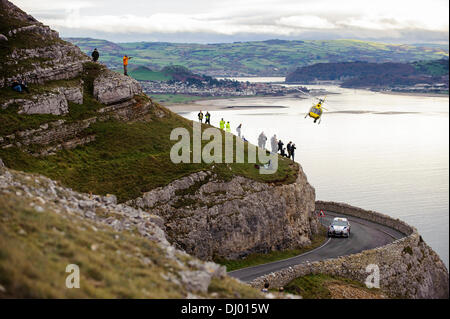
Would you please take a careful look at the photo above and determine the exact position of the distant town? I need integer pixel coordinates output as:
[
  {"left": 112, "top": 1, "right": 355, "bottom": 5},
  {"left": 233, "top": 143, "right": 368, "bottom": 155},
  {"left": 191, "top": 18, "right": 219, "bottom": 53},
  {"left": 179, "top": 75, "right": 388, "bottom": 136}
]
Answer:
[{"left": 139, "top": 79, "right": 309, "bottom": 97}]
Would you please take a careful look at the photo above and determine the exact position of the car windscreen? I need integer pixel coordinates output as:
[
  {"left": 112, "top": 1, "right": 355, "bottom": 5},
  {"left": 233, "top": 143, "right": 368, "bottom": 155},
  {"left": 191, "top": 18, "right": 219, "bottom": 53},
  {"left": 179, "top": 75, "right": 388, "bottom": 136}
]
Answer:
[{"left": 332, "top": 220, "right": 347, "bottom": 226}]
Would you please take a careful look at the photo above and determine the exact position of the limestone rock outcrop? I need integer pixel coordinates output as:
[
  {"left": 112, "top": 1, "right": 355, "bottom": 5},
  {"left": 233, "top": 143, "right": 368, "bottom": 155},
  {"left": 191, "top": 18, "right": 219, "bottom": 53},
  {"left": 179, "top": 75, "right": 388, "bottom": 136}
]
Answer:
[
  {"left": 17, "top": 91, "right": 69, "bottom": 115},
  {"left": 0, "top": 0, "right": 89, "bottom": 88},
  {"left": 93, "top": 69, "right": 142, "bottom": 105},
  {"left": 128, "top": 166, "right": 319, "bottom": 261}
]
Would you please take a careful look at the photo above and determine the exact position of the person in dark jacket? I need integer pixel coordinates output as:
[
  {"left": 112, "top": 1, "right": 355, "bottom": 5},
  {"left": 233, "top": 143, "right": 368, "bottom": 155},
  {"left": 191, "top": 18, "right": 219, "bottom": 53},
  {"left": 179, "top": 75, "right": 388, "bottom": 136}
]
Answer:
[
  {"left": 205, "top": 111, "right": 211, "bottom": 124},
  {"left": 290, "top": 143, "right": 297, "bottom": 161},
  {"left": 277, "top": 139, "right": 284, "bottom": 153},
  {"left": 286, "top": 141, "right": 292, "bottom": 158},
  {"left": 91, "top": 48, "right": 99, "bottom": 62}
]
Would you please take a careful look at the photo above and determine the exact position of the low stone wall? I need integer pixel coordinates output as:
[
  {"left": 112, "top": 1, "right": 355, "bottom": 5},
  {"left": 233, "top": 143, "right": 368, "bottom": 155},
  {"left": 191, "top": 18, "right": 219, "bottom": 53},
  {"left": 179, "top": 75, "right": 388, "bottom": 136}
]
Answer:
[
  {"left": 316, "top": 201, "right": 414, "bottom": 236},
  {"left": 250, "top": 201, "right": 449, "bottom": 299}
]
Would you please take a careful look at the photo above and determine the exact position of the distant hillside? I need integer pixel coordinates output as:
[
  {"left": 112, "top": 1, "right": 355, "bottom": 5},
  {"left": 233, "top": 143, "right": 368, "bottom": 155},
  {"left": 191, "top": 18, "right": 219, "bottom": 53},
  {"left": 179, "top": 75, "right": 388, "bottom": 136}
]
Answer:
[
  {"left": 128, "top": 66, "right": 173, "bottom": 81},
  {"left": 285, "top": 59, "right": 449, "bottom": 91},
  {"left": 65, "top": 38, "right": 449, "bottom": 76}
]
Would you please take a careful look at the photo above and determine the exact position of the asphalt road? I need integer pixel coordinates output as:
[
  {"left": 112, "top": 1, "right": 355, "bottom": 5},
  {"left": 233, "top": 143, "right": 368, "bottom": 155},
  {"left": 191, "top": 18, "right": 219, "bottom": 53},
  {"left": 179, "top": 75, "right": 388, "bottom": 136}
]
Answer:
[{"left": 228, "top": 210, "right": 406, "bottom": 283}]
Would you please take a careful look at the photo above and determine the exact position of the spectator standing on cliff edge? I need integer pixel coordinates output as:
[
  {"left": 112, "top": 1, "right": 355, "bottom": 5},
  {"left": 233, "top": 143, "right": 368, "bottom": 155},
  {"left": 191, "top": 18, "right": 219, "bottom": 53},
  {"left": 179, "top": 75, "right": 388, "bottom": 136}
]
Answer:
[
  {"left": 226, "top": 121, "right": 231, "bottom": 132},
  {"left": 271, "top": 134, "right": 278, "bottom": 153},
  {"left": 91, "top": 48, "right": 99, "bottom": 62},
  {"left": 258, "top": 132, "right": 267, "bottom": 149},
  {"left": 236, "top": 123, "right": 242, "bottom": 137},
  {"left": 287, "top": 141, "right": 292, "bottom": 158},
  {"left": 278, "top": 139, "right": 284, "bottom": 153},
  {"left": 290, "top": 143, "right": 297, "bottom": 161},
  {"left": 198, "top": 110, "right": 204, "bottom": 123},
  {"left": 123, "top": 55, "right": 132, "bottom": 76},
  {"left": 205, "top": 111, "right": 211, "bottom": 124}
]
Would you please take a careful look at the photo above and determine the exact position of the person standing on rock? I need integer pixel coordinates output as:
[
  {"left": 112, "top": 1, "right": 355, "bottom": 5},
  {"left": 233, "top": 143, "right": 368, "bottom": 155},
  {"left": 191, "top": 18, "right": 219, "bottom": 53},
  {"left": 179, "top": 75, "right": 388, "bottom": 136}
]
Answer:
[
  {"left": 205, "top": 111, "right": 211, "bottom": 124},
  {"left": 219, "top": 118, "right": 225, "bottom": 130},
  {"left": 198, "top": 110, "right": 204, "bottom": 123},
  {"left": 91, "top": 48, "right": 99, "bottom": 62},
  {"left": 236, "top": 123, "right": 242, "bottom": 137},
  {"left": 123, "top": 55, "right": 132, "bottom": 76}
]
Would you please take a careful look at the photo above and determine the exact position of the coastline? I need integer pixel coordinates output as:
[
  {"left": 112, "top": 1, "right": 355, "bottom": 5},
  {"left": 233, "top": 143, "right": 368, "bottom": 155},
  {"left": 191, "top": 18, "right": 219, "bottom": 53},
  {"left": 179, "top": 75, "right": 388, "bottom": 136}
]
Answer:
[
  {"left": 162, "top": 85, "right": 448, "bottom": 113},
  {"left": 377, "top": 91, "right": 449, "bottom": 98}
]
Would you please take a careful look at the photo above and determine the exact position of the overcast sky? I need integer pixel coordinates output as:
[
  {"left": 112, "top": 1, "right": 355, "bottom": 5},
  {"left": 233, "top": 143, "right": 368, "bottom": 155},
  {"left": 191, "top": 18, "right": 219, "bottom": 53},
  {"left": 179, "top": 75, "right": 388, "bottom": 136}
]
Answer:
[{"left": 12, "top": 0, "right": 449, "bottom": 44}]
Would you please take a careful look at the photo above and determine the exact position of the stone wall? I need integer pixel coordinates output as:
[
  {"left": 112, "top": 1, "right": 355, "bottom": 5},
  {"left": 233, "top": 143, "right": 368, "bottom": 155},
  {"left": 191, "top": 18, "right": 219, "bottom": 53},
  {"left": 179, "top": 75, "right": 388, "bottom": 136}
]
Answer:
[
  {"left": 249, "top": 201, "right": 449, "bottom": 299},
  {"left": 128, "top": 165, "right": 319, "bottom": 261}
]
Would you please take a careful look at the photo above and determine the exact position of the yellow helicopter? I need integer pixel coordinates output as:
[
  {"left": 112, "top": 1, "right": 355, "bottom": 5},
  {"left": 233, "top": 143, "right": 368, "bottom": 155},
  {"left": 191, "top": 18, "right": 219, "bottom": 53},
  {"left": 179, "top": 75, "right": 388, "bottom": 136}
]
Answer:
[{"left": 305, "top": 97, "right": 327, "bottom": 124}]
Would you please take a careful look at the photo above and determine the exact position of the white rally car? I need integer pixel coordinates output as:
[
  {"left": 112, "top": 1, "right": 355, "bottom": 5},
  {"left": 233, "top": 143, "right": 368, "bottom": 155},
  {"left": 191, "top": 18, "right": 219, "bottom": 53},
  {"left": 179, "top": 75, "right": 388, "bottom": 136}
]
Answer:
[{"left": 328, "top": 217, "right": 351, "bottom": 238}]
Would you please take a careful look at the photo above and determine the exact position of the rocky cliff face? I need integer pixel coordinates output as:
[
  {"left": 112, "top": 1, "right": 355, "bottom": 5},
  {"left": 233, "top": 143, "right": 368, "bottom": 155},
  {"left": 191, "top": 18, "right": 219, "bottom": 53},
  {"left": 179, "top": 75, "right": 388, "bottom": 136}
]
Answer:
[
  {"left": 0, "top": 0, "right": 88, "bottom": 89},
  {"left": 128, "top": 166, "right": 319, "bottom": 261},
  {"left": 0, "top": 0, "right": 151, "bottom": 155}
]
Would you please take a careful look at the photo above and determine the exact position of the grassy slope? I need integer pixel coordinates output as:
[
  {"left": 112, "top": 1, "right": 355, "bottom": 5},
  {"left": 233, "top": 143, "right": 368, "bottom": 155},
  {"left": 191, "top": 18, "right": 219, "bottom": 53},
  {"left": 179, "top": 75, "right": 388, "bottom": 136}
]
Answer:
[
  {"left": 0, "top": 109, "right": 298, "bottom": 203},
  {"left": 215, "top": 226, "right": 327, "bottom": 271},
  {"left": 0, "top": 182, "right": 262, "bottom": 298},
  {"left": 284, "top": 274, "right": 386, "bottom": 299},
  {"left": 0, "top": 60, "right": 298, "bottom": 203},
  {"left": 65, "top": 38, "right": 449, "bottom": 76}
]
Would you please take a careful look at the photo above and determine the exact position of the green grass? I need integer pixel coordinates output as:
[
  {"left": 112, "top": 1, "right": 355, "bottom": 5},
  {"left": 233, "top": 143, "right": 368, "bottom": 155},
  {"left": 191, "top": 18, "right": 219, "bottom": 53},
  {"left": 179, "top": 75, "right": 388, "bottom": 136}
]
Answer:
[
  {"left": 0, "top": 184, "right": 263, "bottom": 298},
  {"left": 129, "top": 66, "right": 173, "bottom": 81},
  {"left": 0, "top": 101, "right": 298, "bottom": 202},
  {"left": 284, "top": 273, "right": 385, "bottom": 299},
  {"left": 215, "top": 226, "right": 327, "bottom": 271}
]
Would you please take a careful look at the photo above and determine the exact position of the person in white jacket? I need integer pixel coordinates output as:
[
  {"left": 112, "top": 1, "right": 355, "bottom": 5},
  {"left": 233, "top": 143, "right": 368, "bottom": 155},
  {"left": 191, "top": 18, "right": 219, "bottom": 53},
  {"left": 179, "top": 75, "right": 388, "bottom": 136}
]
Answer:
[
  {"left": 271, "top": 134, "right": 278, "bottom": 154},
  {"left": 258, "top": 132, "right": 267, "bottom": 149}
]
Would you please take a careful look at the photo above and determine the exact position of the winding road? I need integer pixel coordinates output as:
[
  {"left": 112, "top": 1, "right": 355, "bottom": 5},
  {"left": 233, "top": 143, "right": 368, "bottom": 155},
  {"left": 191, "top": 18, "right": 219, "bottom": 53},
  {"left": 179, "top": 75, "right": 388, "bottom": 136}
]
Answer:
[{"left": 228, "top": 211, "right": 406, "bottom": 283}]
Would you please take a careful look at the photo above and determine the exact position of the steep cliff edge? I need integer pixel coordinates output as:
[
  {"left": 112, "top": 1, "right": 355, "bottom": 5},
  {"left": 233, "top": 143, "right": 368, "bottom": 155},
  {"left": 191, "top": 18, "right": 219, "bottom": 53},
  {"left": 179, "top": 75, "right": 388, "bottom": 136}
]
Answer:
[{"left": 128, "top": 166, "right": 318, "bottom": 261}]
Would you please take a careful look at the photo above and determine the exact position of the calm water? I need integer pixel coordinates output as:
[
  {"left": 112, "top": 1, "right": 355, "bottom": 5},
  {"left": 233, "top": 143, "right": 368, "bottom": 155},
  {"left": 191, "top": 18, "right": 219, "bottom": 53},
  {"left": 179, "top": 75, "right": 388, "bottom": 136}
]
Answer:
[{"left": 178, "top": 80, "right": 449, "bottom": 268}]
